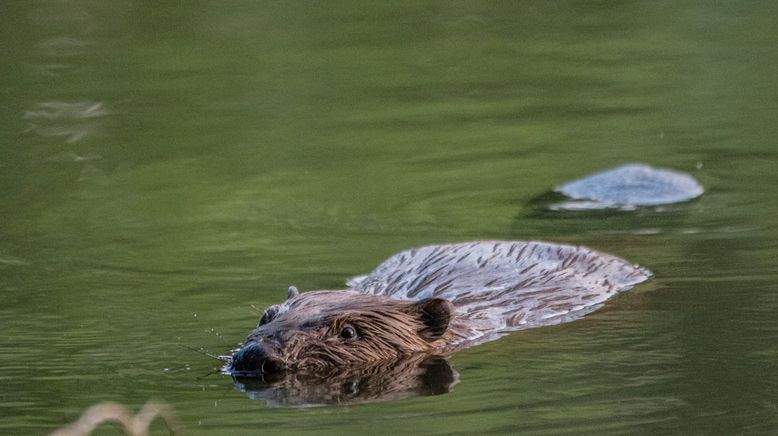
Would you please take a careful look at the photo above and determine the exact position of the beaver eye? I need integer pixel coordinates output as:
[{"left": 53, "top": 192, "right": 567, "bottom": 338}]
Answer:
[
  {"left": 340, "top": 325, "right": 357, "bottom": 340},
  {"left": 259, "top": 307, "right": 277, "bottom": 326}
]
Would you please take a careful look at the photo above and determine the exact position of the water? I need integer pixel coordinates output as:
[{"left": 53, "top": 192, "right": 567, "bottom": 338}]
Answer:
[{"left": 1, "top": 1, "right": 777, "bottom": 434}]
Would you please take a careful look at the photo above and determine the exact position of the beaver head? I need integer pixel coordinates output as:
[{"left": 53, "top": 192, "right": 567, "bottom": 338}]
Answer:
[{"left": 229, "top": 287, "right": 456, "bottom": 376}]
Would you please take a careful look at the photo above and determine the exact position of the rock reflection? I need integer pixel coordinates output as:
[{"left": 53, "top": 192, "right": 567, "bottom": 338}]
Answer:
[{"left": 230, "top": 356, "right": 458, "bottom": 407}]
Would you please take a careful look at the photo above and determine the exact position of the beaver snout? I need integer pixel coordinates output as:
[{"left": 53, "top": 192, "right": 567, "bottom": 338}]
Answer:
[{"left": 230, "top": 342, "right": 285, "bottom": 376}]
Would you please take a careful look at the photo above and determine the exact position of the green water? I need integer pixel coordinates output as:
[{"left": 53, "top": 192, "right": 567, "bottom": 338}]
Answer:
[{"left": 2, "top": 1, "right": 778, "bottom": 434}]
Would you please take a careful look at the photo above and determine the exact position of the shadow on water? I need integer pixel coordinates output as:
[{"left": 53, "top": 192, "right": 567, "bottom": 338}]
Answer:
[
  {"left": 230, "top": 356, "right": 458, "bottom": 407},
  {"left": 517, "top": 190, "right": 700, "bottom": 237}
]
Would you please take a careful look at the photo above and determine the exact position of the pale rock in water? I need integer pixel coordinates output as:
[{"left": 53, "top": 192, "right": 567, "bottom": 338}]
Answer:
[{"left": 553, "top": 163, "right": 704, "bottom": 210}]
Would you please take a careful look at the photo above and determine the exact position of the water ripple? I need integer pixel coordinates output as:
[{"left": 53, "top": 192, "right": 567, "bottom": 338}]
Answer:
[
  {"left": 24, "top": 101, "right": 107, "bottom": 120},
  {"left": 23, "top": 101, "right": 108, "bottom": 143}
]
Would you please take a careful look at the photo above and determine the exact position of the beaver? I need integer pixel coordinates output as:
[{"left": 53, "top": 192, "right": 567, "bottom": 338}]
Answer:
[{"left": 229, "top": 240, "right": 650, "bottom": 377}]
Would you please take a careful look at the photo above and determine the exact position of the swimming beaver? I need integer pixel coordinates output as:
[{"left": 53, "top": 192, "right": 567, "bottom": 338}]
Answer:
[{"left": 230, "top": 240, "right": 650, "bottom": 376}]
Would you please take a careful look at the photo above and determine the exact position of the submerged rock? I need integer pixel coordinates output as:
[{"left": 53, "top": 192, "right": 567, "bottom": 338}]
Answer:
[{"left": 554, "top": 163, "right": 703, "bottom": 210}]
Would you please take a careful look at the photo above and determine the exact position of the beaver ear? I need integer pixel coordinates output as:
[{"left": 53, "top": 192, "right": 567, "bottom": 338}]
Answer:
[
  {"left": 287, "top": 286, "right": 300, "bottom": 300},
  {"left": 410, "top": 298, "right": 454, "bottom": 341}
]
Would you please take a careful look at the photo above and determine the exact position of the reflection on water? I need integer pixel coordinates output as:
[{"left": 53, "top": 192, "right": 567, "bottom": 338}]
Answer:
[
  {"left": 24, "top": 101, "right": 107, "bottom": 120},
  {"left": 38, "top": 37, "right": 92, "bottom": 57},
  {"left": 232, "top": 356, "right": 458, "bottom": 407},
  {"left": 24, "top": 101, "right": 107, "bottom": 143}
]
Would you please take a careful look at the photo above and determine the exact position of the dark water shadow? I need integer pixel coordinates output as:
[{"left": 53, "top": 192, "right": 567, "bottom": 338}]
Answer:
[
  {"left": 517, "top": 190, "right": 700, "bottom": 237},
  {"left": 230, "top": 356, "right": 458, "bottom": 407}
]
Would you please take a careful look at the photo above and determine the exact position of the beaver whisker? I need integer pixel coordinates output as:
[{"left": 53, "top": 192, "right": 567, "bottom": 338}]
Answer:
[{"left": 180, "top": 344, "right": 230, "bottom": 362}]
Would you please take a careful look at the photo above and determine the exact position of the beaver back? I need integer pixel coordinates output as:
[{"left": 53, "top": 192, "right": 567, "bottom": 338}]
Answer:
[{"left": 348, "top": 241, "right": 651, "bottom": 346}]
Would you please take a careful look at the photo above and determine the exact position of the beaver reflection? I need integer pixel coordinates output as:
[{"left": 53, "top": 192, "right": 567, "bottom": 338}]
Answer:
[{"left": 230, "top": 356, "right": 457, "bottom": 407}]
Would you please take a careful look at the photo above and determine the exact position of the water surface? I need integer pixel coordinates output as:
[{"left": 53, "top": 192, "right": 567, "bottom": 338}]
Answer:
[{"left": 1, "top": 1, "right": 777, "bottom": 434}]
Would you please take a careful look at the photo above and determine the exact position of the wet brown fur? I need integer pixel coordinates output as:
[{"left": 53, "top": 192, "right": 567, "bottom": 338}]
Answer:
[{"left": 243, "top": 291, "right": 460, "bottom": 372}]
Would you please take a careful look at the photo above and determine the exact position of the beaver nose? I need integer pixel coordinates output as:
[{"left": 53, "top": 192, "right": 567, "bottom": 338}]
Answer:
[{"left": 230, "top": 342, "right": 285, "bottom": 375}]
